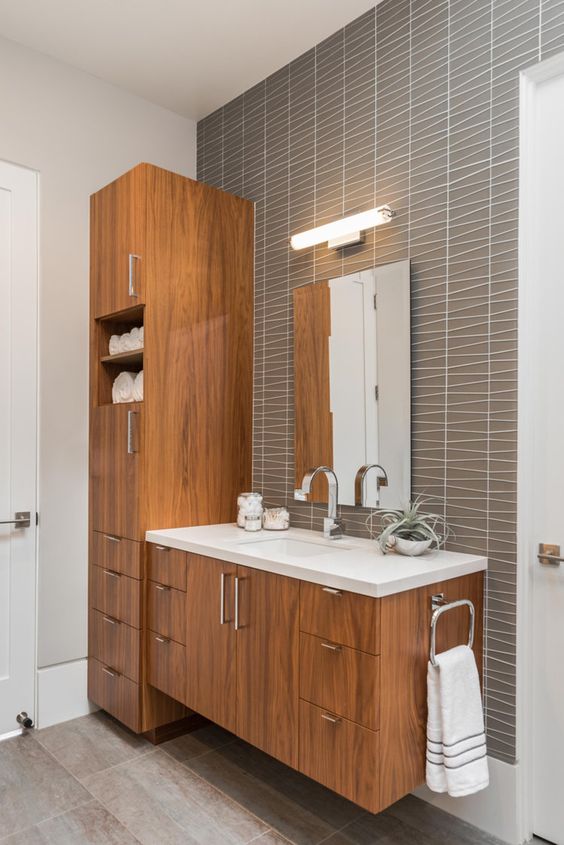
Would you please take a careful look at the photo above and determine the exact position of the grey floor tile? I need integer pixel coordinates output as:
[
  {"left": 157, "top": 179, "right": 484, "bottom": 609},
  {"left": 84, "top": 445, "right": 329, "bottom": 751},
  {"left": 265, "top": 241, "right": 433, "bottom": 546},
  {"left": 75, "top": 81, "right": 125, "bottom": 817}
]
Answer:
[
  {"left": 162, "top": 723, "right": 236, "bottom": 764},
  {"left": 0, "top": 732, "right": 91, "bottom": 839},
  {"left": 319, "top": 811, "right": 439, "bottom": 844},
  {"left": 386, "top": 795, "right": 504, "bottom": 845},
  {"left": 83, "top": 749, "right": 268, "bottom": 845},
  {"left": 1, "top": 799, "right": 139, "bottom": 843},
  {"left": 251, "top": 832, "right": 294, "bottom": 844},
  {"left": 35, "top": 711, "right": 151, "bottom": 780},
  {"left": 186, "top": 739, "right": 362, "bottom": 845}
]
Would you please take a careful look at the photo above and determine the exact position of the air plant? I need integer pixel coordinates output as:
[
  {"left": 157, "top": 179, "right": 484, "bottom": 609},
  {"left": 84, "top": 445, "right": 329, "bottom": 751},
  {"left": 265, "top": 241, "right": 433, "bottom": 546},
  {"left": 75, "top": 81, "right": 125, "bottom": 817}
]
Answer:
[{"left": 376, "top": 497, "right": 451, "bottom": 554}]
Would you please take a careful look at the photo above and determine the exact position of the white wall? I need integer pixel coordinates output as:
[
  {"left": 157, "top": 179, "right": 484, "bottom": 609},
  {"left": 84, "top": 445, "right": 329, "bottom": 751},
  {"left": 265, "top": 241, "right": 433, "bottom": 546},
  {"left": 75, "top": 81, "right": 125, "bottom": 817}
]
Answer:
[{"left": 0, "top": 36, "right": 196, "bottom": 682}]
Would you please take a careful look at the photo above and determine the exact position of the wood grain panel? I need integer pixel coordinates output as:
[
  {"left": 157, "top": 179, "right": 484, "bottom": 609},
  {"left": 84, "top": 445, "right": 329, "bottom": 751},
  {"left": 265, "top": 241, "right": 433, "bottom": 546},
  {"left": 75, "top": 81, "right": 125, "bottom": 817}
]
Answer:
[
  {"left": 293, "top": 282, "right": 332, "bottom": 503},
  {"left": 299, "top": 699, "right": 380, "bottom": 813},
  {"left": 186, "top": 555, "right": 237, "bottom": 733},
  {"left": 147, "top": 581, "right": 186, "bottom": 644},
  {"left": 147, "top": 631, "right": 188, "bottom": 705},
  {"left": 90, "top": 165, "right": 146, "bottom": 319},
  {"left": 88, "top": 658, "right": 141, "bottom": 733},
  {"left": 88, "top": 609, "right": 140, "bottom": 683},
  {"left": 236, "top": 566, "right": 299, "bottom": 769},
  {"left": 143, "top": 166, "right": 254, "bottom": 531},
  {"left": 91, "top": 531, "right": 143, "bottom": 579},
  {"left": 89, "top": 564, "right": 141, "bottom": 629},
  {"left": 90, "top": 403, "right": 143, "bottom": 541},
  {"left": 299, "top": 632, "right": 380, "bottom": 731},
  {"left": 299, "top": 581, "right": 380, "bottom": 655},
  {"left": 378, "top": 572, "right": 484, "bottom": 810},
  {"left": 147, "top": 544, "right": 187, "bottom": 590}
]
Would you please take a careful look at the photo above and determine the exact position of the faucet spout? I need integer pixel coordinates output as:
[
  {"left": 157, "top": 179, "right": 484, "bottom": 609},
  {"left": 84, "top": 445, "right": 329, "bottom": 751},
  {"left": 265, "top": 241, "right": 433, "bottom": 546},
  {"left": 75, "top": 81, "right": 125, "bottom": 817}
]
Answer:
[{"left": 297, "top": 466, "right": 343, "bottom": 539}]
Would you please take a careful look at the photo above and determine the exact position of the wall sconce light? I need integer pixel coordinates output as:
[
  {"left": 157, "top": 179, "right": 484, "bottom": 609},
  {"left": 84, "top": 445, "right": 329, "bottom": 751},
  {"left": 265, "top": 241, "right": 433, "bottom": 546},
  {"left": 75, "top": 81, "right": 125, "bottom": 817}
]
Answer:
[{"left": 289, "top": 205, "right": 395, "bottom": 251}]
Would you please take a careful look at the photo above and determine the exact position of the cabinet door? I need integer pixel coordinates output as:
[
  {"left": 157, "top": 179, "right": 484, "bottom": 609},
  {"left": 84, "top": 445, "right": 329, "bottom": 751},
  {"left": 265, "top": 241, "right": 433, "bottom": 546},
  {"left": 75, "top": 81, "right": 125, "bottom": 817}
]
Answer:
[
  {"left": 236, "top": 566, "right": 299, "bottom": 768},
  {"left": 90, "top": 166, "right": 146, "bottom": 318},
  {"left": 186, "top": 555, "right": 237, "bottom": 732},
  {"left": 90, "top": 404, "right": 143, "bottom": 540}
]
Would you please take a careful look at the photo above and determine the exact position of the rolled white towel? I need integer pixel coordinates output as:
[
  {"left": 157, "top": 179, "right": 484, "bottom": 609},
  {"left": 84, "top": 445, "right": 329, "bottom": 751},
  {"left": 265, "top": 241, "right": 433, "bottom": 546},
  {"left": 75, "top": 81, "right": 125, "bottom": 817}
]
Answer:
[
  {"left": 120, "top": 331, "right": 133, "bottom": 351},
  {"left": 132, "top": 370, "right": 143, "bottom": 402},
  {"left": 112, "top": 371, "right": 136, "bottom": 404},
  {"left": 129, "top": 327, "right": 143, "bottom": 350},
  {"left": 139, "top": 326, "right": 144, "bottom": 345},
  {"left": 109, "top": 335, "right": 122, "bottom": 356}
]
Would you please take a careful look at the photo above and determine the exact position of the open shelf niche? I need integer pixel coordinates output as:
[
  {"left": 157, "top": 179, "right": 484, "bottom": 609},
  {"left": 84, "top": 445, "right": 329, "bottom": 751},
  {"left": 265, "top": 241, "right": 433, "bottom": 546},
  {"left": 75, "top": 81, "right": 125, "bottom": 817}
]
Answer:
[{"left": 95, "top": 305, "right": 144, "bottom": 406}]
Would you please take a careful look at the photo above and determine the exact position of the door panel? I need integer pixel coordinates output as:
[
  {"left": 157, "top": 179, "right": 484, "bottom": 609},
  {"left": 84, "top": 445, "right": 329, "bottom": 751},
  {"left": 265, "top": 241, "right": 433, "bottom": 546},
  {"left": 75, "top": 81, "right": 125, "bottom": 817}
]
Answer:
[
  {"left": 236, "top": 566, "right": 299, "bottom": 768},
  {"left": 186, "top": 555, "right": 237, "bottom": 732},
  {"left": 0, "top": 161, "right": 38, "bottom": 735},
  {"left": 90, "top": 404, "right": 143, "bottom": 540}
]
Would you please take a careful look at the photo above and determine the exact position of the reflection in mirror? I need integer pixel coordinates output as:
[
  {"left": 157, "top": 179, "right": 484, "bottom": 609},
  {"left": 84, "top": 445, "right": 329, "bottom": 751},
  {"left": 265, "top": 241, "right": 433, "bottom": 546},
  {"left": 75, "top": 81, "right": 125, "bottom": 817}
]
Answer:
[{"left": 293, "top": 260, "right": 410, "bottom": 509}]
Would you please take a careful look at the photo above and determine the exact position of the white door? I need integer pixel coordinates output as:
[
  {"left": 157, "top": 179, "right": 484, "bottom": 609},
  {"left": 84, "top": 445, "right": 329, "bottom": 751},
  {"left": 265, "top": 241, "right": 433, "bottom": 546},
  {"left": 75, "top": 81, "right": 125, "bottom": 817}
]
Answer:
[
  {"left": 0, "top": 160, "right": 38, "bottom": 737},
  {"left": 523, "top": 61, "right": 564, "bottom": 845}
]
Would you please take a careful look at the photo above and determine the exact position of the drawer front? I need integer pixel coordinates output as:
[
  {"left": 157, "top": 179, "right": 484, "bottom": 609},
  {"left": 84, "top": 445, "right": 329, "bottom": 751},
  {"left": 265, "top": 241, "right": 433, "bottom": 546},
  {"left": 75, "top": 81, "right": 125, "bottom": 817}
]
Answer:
[
  {"left": 299, "top": 633, "right": 380, "bottom": 731},
  {"left": 88, "top": 609, "right": 140, "bottom": 683},
  {"left": 299, "top": 700, "right": 380, "bottom": 813},
  {"left": 91, "top": 531, "right": 143, "bottom": 580},
  {"left": 88, "top": 657, "right": 141, "bottom": 733},
  {"left": 147, "top": 631, "right": 187, "bottom": 705},
  {"left": 147, "top": 544, "right": 187, "bottom": 591},
  {"left": 90, "top": 565, "right": 141, "bottom": 628},
  {"left": 300, "top": 582, "right": 380, "bottom": 655},
  {"left": 147, "top": 581, "right": 186, "bottom": 644}
]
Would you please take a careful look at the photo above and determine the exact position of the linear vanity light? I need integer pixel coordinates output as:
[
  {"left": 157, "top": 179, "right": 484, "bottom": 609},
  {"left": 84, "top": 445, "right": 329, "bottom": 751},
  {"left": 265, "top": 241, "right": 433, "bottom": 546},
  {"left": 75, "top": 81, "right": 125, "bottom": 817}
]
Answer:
[{"left": 289, "top": 205, "right": 395, "bottom": 251}]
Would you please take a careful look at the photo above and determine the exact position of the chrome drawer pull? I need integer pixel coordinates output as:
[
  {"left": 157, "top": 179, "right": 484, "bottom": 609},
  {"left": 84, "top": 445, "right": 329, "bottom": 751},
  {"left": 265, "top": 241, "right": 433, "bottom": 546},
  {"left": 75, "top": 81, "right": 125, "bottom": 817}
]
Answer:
[
  {"left": 154, "top": 545, "right": 170, "bottom": 552},
  {"left": 155, "top": 635, "right": 170, "bottom": 644},
  {"left": 103, "top": 569, "right": 121, "bottom": 578},
  {"left": 321, "top": 713, "right": 341, "bottom": 724},
  {"left": 155, "top": 584, "right": 170, "bottom": 592},
  {"left": 220, "top": 572, "right": 226, "bottom": 625},
  {"left": 128, "top": 253, "right": 141, "bottom": 297},
  {"left": 104, "top": 534, "right": 121, "bottom": 543},
  {"left": 322, "top": 587, "right": 342, "bottom": 597},
  {"left": 321, "top": 642, "right": 342, "bottom": 652},
  {"left": 234, "top": 576, "right": 240, "bottom": 630},
  {"left": 102, "top": 666, "right": 120, "bottom": 678},
  {"left": 102, "top": 616, "right": 119, "bottom": 626}
]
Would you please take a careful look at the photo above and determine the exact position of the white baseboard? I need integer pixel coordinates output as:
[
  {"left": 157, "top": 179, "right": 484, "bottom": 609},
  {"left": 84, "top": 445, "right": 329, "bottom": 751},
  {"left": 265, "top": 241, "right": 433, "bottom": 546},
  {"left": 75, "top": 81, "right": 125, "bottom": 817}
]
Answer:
[
  {"left": 37, "top": 658, "right": 97, "bottom": 729},
  {"left": 414, "top": 757, "right": 524, "bottom": 845}
]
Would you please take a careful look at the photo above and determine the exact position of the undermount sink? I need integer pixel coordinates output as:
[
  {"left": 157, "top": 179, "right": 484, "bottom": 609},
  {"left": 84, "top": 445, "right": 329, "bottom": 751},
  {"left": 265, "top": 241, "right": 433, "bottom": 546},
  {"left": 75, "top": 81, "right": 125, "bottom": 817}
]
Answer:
[{"left": 234, "top": 537, "right": 353, "bottom": 557}]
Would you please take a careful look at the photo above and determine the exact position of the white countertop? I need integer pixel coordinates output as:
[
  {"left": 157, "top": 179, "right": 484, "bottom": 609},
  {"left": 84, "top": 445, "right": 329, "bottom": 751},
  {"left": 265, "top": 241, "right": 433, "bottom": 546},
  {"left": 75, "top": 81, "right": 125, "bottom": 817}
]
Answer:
[{"left": 146, "top": 523, "right": 487, "bottom": 598}]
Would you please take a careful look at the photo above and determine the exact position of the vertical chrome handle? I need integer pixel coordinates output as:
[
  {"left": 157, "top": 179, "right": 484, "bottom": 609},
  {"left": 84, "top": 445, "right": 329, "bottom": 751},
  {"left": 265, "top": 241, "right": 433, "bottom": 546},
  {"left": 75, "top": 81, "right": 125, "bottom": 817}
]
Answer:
[
  {"left": 234, "top": 576, "right": 240, "bottom": 630},
  {"left": 127, "top": 411, "right": 138, "bottom": 454},
  {"left": 220, "top": 572, "right": 226, "bottom": 625},
  {"left": 128, "top": 253, "right": 140, "bottom": 297}
]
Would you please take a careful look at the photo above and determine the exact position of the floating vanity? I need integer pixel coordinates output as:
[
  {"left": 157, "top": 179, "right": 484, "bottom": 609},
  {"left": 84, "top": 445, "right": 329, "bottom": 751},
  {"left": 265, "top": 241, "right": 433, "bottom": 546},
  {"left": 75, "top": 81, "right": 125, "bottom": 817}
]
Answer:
[{"left": 143, "top": 523, "right": 486, "bottom": 814}]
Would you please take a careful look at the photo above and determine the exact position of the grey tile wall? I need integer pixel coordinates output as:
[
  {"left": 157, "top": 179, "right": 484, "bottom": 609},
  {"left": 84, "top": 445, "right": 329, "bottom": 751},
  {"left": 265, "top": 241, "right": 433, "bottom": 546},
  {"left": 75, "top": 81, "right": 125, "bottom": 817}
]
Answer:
[{"left": 198, "top": 1, "right": 564, "bottom": 764}]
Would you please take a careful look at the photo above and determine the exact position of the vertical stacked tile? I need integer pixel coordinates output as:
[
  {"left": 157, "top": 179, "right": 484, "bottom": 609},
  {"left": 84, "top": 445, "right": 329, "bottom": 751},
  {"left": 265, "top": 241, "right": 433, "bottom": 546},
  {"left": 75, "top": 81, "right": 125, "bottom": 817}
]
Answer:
[
  {"left": 541, "top": 0, "right": 564, "bottom": 58},
  {"left": 200, "top": 108, "right": 223, "bottom": 189},
  {"left": 222, "top": 95, "right": 244, "bottom": 198}
]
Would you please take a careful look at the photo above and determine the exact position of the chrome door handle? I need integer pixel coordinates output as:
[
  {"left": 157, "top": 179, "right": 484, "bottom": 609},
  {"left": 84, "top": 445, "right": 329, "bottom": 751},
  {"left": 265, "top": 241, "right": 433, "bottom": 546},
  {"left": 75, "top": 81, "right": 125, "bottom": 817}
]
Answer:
[
  {"left": 128, "top": 253, "right": 141, "bottom": 297},
  {"left": 220, "top": 572, "right": 226, "bottom": 625},
  {"left": 538, "top": 543, "right": 564, "bottom": 565},
  {"left": 234, "top": 576, "right": 240, "bottom": 630},
  {"left": 127, "top": 411, "right": 138, "bottom": 454},
  {"left": 0, "top": 511, "right": 31, "bottom": 528}
]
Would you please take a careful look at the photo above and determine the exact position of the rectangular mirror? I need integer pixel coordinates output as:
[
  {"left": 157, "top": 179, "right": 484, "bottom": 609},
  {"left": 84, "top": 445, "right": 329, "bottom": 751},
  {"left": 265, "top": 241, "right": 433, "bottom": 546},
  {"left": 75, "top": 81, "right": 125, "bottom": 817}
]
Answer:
[{"left": 293, "top": 260, "right": 410, "bottom": 509}]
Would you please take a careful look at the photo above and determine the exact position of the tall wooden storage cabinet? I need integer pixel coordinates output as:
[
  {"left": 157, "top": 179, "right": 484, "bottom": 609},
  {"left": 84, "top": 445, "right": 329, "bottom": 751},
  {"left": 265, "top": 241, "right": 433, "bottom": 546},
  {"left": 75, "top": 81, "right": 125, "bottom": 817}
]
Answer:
[{"left": 88, "top": 163, "right": 254, "bottom": 735}]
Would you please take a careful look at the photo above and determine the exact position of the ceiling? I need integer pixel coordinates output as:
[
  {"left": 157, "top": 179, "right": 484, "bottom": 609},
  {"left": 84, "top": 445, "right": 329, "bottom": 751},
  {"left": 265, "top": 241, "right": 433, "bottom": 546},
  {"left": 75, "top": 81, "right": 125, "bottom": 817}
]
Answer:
[{"left": 0, "top": 0, "right": 378, "bottom": 120}]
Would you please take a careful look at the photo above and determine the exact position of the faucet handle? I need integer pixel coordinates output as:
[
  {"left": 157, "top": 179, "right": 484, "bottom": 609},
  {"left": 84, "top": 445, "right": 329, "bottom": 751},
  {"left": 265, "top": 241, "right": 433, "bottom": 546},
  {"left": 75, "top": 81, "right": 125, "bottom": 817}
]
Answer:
[{"left": 323, "top": 517, "right": 344, "bottom": 539}]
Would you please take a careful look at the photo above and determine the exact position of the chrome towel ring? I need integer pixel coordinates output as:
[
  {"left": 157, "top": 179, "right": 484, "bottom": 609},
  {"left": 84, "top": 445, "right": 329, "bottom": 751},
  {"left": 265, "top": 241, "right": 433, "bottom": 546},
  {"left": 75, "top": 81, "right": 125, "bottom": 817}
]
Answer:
[{"left": 429, "top": 598, "right": 475, "bottom": 667}]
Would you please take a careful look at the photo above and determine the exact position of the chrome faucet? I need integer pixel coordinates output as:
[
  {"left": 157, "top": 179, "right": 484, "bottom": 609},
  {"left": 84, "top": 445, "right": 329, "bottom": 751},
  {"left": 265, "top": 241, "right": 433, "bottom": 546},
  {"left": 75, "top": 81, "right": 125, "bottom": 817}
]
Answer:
[
  {"left": 297, "top": 466, "right": 344, "bottom": 539},
  {"left": 355, "top": 464, "right": 389, "bottom": 507}
]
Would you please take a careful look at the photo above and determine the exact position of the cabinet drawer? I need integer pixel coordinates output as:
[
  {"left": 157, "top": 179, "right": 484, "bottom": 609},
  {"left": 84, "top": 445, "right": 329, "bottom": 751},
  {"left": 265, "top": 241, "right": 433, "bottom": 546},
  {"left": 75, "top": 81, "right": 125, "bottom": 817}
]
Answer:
[
  {"left": 88, "top": 657, "right": 141, "bottom": 733},
  {"left": 147, "top": 581, "right": 186, "bottom": 644},
  {"left": 148, "top": 544, "right": 187, "bottom": 591},
  {"left": 300, "top": 582, "right": 380, "bottom": 655},
  {"left": 299, "top": 700, "right": 380, "bottom": 814},
  {"left": 88, "top": 609, "right": 140, "bottom": 683},
  {"left": 299, "top": 633, "right": 380, "bottom": 731},
  {"left": 90, "top": 565, "right": 141, "bottom": 628},
  {"left": 91, "top": 531, "right": 143, "bottom": 580},
  {"left": 147, "top": 631, "right": 187, "bottom": 705}
]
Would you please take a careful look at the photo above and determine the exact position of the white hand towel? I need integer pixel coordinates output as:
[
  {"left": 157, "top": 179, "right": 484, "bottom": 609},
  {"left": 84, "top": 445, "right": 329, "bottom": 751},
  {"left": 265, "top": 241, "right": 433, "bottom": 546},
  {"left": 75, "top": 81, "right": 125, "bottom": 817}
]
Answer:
[
  {"left": 426, "top": 645, "right": 489, "bottom": 797},
  {"left": 120, "top": 331, "right": 133, "bottom": 351},
  {"left": 139, "top": 326, "right": 144, "bottom": 345},
  {"left": 109, "top": 335, "right": 121, "bottom": 355},
  {"left": 132, "top": 370, "right": 143, "bottom": 402},
  {"left": 129, "top": 326, "right": 143, "bottom": 350},
  {"left": 112, "top": 371, "right": 136, "bottom": 404}
]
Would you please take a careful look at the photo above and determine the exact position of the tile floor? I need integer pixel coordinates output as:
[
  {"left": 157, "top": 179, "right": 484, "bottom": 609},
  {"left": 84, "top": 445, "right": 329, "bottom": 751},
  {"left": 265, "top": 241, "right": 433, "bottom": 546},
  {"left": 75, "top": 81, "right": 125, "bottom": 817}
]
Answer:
[{"left": 0, "top": 712, "right": 518, "bottom": 844}]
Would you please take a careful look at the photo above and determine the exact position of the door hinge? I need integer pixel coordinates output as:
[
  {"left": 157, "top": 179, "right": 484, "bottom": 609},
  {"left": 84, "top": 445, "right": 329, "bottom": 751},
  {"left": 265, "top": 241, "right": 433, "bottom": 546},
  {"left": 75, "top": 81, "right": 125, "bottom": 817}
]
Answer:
[
  {"left": 375, "top": 385, "right": 379, "bottom": 400},
  {"left": 36, "top": 512, "right": 39, "bottom": 526},
  {"left": 373, "top": 293, "right": 377, "bottom": 310}
]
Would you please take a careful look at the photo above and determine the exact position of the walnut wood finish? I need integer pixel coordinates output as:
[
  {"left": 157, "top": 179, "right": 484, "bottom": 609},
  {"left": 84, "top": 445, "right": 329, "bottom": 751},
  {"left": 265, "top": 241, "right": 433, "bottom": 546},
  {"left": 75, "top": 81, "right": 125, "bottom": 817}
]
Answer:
[
  {"left": 147, "top": 581, "right": 186, "bottom": 644},
  {"left": 293, "top": 282, "right": 332, "bottom": 503},
  {"left": 236, "top": 566, "right": 299, "bottom": 769},
  {"left": 378, "top": 572, "right": 484, "bottom": 810},
  {"left": 147, "top": 631, "right": 188, "bottom": 704},
  {"left": 90, "top": 167, "right": 146, "bottom": 318},
  {"left": 299, "top": 632, "right": 380, "bottom": 731},
  {"left": 88, "top": 658, "right": 141, "bottom": 733},
  {"left": 90, "top": 565, "right": 141, "bottom": 629},
  {"left": 91, "top": 531, "right": 143, "bottom": 579},
  {"left": 90, "top": 403, "right": 143, "bottom": 541},
  {"left": 147, "top": 544, "right": 187, "bottom": 591},
  {"left": 88, "top": 609, "right": 140, "bottom": 683},
  {"left": 299, "top": 700, "right": 380, "bottom": 813},
  {"left": 185, "top": 555, "right": 238, "bottom": 733},
  {"left": 299, "top": 581, "right": 380, "bottom": 655}
]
